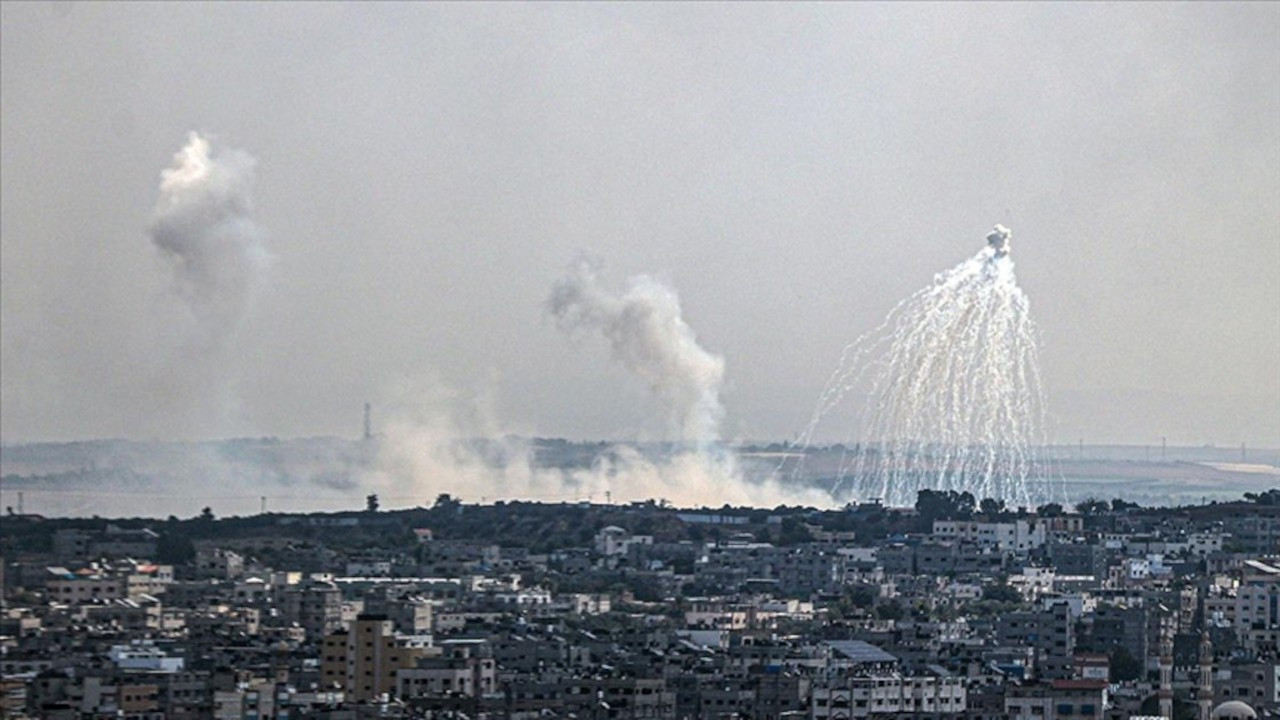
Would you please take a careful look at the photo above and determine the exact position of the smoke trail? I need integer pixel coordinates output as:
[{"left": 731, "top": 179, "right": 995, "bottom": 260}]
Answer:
[
  {"left": 547, "top": 258, "right": 725, "bottom": 450},
  {"left": 149, "top": 132, "right": 270, "bottom": 349}
]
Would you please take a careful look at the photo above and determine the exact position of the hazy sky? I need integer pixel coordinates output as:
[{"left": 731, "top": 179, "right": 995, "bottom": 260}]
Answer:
[{"left": 3, "top": 2, "right": 1278, "bottom": 448}]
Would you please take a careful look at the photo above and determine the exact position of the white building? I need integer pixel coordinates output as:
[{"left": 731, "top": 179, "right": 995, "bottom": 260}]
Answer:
[
  {"left": 812, "top": 675, "right": 966, "bottom": 719},
  {"left": 933, "top": 520, "right": 1047, "bottom": 552},
  {"left": 593, "top": 526, "right": 654, "bottom": 557},
  {"left": 109, "top": 642, "right": 184, "bottom": 672}
]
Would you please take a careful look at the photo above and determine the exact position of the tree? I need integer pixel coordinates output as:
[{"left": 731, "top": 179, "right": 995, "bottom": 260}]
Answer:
[
  {"left": 1036, "top": 502, "right": 1064, "bottom": 517},
  {"left": 916, "top": 490, "right": 976, "bottom": 524},
  {"left": 981, "top": 582, "right": 1023, "bottom": 604},
  {"left": 157, "top": 532, "right": 196, "bottom": 564},
  {"left": 1109, "top": 646, "right": 1142, "bottom": 682},
  {"left": 845, "top": 585, "right": 878, "bottom": 609},
  {"left": 1110, "top": 498, "right": 1140, "bottom": 512},
  {"left": 199, "top": 507, "right": 215, "bottom": 522},
  {"left": 875, "top": 599, "right": 905, "bottom": 621},
  {"left": 979, "top": 497, "right": 1006, "bottom": 516},
  {"left": 1245, "top": 490, "right": 1280, "bottom": 505},
  {"left": 366, "top": 494, "right": 380, "bottom": 513},
  {"left": 779, "top": 517, "right": 815, "bottom": 546},
  {"left": 433, "top": 493, "right": 461, "bottom": 512},
  {"left": 1074, "top": 497, "right": 1109, "bottom": 515}
]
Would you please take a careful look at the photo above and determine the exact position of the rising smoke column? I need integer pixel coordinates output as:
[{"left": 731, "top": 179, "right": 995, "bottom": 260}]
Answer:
[
  {"left": 787, "top": 225, "right": 1061, "bottom": 508},
  {"left": 145, "top": 132, "right": 270, "bottom": 434},
  {"left": 548, "top": 258, "right": 726, "bottom": 450},
  {"left": 365, "top": 259, "right": 833, "bottom": 511},
  {"left": 149, "top": 132, "right": 270, "bottom": 349}
]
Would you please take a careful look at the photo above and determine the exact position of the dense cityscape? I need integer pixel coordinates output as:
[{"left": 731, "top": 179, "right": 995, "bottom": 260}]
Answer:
[
  {"left": 3, "top": 490, "right": 1279, "bottom": 719},
  {"left": 4, "top": 3, "right": 1277, "bottom": 720}
]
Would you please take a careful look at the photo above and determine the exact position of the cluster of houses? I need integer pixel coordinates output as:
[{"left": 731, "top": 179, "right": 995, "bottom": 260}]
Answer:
[{"left": 1, "top": 499, "right": 1278, "bottom": 719}]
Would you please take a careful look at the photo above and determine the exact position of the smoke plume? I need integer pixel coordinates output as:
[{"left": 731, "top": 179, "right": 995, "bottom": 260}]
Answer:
[
  {"left": 547, "top": 258, "right": 726, "bottom": 449},
  {"left": 149, "top": 132, "right": 270, "bottom": 349},
  {"left": 366, "top": 262, "right": 828, "bottom": 508}
]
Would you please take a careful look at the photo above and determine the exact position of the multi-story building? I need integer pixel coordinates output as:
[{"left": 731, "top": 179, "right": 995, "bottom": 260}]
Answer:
[
  {"left": 812, "top": 674, "right": 967, "bottom": 719},
  {"left": 46, "top": 571, "right": 126, "bottom": 605},
  {"left": 281, "top": 579, "right": 343, "bottom": 641},
  {"left": 997, "top": 602, "right": 1075, "bottom": 679},
  {"left": 1235, "top": 561, "right": 1280, "bottom": 635},
  {"left": 398, "top": 639, "right": 496, "bottom": 700},
  {"left": 1215, "top": 663, "right": 1280, "bottom": 713},
  {"left": 320, "top": 613, "right": 430, "bottom": 702},
  {"left": 558, "top": 678, "right": 676, "bottom": 719},
  {"left": 1086, "top": 604, "right": 1150, "bottom": 668},
  {"left": 1005, "top": 679, "right": 1108, "bottom": 720},
  {"left": 933, "top": 519, "right": 1047, "bottom": 552},
  {"left": 193, "top": 548, "right": 244, "bottom": 580},
  {"left": 1224, "top": 516, "right": 1280, "bottom": 554}
]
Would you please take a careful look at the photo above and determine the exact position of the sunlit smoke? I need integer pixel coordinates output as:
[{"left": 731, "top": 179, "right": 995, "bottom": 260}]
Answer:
[
  {"left": 547, "top": 257, "right": 725, "bottom": 450},
  {"left": 149, "top": 132, "right": 270, "bottom": 349},
  {"left": 785, "top": 225, "right": 1061, "bottom": 508}
]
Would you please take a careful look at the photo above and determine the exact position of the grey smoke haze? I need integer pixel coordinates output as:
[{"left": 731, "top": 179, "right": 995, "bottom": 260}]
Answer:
[
  {"left": 548, "top": 258, "right": 726, "bottom": 448},
  {"left": 139, "top": 132, "right": 270, "bottom": 435},
  {"left": 365, "top": 375, "right": 828, "bottom": 509},
  {"left": 2, "top": 3, "right": 1278, "bottom": 450},
  {"left": 149, "top": 132, "right": 268, "bottom": 349}
]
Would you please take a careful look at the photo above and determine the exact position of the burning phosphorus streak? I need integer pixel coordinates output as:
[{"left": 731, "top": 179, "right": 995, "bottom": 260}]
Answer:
[{"left": 788, "top": 225, "right": 1060, "bottom": 508}]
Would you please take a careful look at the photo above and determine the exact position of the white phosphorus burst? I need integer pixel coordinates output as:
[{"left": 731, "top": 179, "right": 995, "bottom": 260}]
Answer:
[{"left": 789, "top": 225, "right": 1062, "bottom": 508}]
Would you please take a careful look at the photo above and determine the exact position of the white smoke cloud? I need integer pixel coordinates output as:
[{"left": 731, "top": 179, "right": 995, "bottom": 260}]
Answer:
[
  {"left": 364, "top": 375, "right": 831, "bottom": 508},
  {"left": 547, "top": 257, "right": 726, "bottom": 449},
  {"left": 149, "top": 132, "right": 271, "bottom": 349},
  {"left": 144, "top": 132, "right": 272, "bottom": 435}
]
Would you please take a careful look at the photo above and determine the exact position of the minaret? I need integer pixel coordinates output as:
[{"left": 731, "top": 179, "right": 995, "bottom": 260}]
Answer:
[
  {"left": 1159, "top": 618, "right": 1174, "bottom": 720},
  {"left": 1198, "top": 631, "right": 1214, "bottom": 720}
]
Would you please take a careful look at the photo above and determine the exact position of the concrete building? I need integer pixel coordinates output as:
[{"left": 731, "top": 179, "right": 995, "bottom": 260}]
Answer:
[
  {"left": 997, "top": 602, "right": 1075, "bottom": 679},
  {"left": 398, "top": 639, "right": 496, "bottom": 700},
  {"left": 933, "top": 519, "right": 1047, "bottom": 552},
  {"left": 812, "top": 675, "right": 966, "bottom": 719},
  {"left": 46, "top": 571, "right": 125, "bottom": 605},
  {"left": 321, "top": 613, "right": 430, "bottom": 702},
  {"left": 281, "top": 580, "right": 343, "bottom": 641},
  {"left": 1005, "top": 679, "right": 1109, "bottom": 720}
]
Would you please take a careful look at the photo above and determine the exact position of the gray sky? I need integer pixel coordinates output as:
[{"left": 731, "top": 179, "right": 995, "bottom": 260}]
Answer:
[{"left": 3, "top": 2, "right": 1278, "bottom": 448}]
